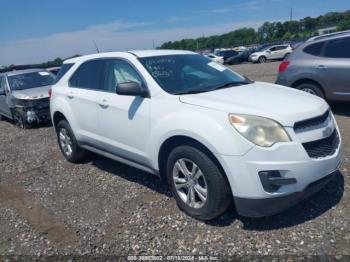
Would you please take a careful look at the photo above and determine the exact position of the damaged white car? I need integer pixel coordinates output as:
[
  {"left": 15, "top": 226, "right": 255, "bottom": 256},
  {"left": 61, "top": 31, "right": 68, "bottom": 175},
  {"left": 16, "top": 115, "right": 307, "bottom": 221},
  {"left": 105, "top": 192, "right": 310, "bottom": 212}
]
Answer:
[{"left": 0, "top": 69, "right": 55, "bottom": 128}]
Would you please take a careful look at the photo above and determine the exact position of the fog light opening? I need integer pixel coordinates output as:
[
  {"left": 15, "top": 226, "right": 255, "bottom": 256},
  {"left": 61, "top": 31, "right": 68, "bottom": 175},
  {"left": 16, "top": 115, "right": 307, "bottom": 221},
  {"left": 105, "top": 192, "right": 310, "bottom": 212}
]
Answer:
[{"left": 259, "top": 171, "right": 297, "bottom": 193}]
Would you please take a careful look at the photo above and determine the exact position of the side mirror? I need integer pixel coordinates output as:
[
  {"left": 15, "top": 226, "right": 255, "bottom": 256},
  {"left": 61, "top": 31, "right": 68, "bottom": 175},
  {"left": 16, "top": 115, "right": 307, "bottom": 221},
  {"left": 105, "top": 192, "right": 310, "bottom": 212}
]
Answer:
[{"left": 116, "top": 82, "right": 148, "bottom": 97}]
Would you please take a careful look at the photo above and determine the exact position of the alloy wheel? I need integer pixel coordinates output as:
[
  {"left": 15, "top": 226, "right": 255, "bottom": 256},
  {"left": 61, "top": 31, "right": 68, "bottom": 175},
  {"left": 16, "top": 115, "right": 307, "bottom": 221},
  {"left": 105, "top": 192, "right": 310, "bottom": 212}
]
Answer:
[
  {"left": 172, "top": 158, "right": 208, "bottom": 209},
  {"left": 59, "top": 128, "right": 73, "bottom": 157},
  {"left": 301, "top": 87, "right": 317, "bottom": 96}
]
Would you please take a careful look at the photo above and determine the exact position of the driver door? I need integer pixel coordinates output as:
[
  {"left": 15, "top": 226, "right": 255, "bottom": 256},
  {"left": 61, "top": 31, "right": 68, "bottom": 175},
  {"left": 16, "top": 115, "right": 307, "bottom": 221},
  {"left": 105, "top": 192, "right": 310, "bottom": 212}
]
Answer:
[{"left": 97, "top": 58, "right": 151, "bottom": 165}]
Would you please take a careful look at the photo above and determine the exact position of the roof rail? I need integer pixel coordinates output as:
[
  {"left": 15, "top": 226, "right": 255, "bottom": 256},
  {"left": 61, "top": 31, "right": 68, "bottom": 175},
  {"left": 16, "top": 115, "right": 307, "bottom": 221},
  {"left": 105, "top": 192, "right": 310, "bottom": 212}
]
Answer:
[{"left": 307, "top": 30, "right": 350, "bottom": 42}]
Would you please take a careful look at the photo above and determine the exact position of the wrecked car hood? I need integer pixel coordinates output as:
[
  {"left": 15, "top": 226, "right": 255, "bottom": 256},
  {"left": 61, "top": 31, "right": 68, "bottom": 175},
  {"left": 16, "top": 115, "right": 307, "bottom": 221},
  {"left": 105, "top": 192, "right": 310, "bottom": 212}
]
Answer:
[{"left": 11, "top": 85, "right": 51, "bottom": 100}]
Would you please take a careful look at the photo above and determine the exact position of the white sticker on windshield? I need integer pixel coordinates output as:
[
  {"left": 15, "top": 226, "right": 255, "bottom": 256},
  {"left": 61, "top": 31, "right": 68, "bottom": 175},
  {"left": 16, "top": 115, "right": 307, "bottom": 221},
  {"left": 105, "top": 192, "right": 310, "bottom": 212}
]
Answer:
[
  {"left": 39, "top": 72, "right": 49, "bottom": 76},
  {"left": 208, "top": 62, "right": 227, "bottom": 72}
]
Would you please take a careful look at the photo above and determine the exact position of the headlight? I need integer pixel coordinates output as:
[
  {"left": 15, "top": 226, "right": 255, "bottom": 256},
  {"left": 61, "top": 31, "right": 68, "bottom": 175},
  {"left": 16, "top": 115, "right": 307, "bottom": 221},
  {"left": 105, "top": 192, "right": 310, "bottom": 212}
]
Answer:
[{"left": 229, "top": 114, "right": 291, "bottom": 147}]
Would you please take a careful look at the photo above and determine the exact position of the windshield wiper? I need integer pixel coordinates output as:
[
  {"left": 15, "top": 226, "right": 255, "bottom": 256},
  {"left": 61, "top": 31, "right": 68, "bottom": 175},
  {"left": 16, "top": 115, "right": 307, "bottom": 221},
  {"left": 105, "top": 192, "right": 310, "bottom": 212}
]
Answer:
[
  {"left": 173, "top": 89, "right": 210, "bottom": 95},
  {"left": 211, "top": 81, "right": 251, "bottom": 91}
]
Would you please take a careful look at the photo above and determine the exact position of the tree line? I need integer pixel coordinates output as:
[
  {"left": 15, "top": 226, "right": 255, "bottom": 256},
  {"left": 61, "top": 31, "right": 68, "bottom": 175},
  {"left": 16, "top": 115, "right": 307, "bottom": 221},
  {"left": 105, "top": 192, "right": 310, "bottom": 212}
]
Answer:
[{"left": 160, "top": 10, "right": 350, "bottom": 50}]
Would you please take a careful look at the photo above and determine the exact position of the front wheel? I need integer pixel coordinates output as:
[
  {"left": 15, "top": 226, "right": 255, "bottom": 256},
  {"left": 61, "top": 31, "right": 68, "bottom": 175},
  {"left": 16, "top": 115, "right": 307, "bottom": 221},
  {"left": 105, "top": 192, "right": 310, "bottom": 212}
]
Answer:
[
  {"left": 12, "top": 109, "right": 27, "bottom": 129},
  {"left": 258, "top": 56, "right": 266, "bottom": 63},
  {"left": 56, "top": 120, "right": 86, "bottom": 163},
  {"left": 166, "top": 145, "right": 231, "bottom": 220}
]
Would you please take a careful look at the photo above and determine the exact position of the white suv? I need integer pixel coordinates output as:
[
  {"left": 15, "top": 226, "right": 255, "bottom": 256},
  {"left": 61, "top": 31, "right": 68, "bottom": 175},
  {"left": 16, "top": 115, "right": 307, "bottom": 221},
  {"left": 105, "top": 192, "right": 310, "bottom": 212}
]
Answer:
[
  {"left": 50, "top": 50, "right": 342, "bottom": 220},
  {"left": 249, "top": 44, "right": 293, "bottom": 63}
]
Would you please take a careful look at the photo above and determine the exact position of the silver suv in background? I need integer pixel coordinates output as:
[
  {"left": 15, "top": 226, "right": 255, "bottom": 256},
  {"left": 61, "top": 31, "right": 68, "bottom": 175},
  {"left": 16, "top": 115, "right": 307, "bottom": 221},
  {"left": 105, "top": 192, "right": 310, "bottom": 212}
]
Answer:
[
  {"left": 0, "top": 69, "right": 55, "bottom": 128},
  {"left": 276, "top": 31, "right": 350, "bottom": 101}
]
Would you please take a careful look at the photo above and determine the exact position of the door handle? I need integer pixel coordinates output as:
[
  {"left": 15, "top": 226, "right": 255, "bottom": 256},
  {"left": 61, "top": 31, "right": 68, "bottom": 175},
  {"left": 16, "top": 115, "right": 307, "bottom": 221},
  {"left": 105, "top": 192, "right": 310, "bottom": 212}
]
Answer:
[
  {"left": 99, "top": 99, "right": 109, "bottom": 109},
  {"left": 67, "top": 92, "right": 74, "bottom": 99},
  {"left": 315, "top": 65, "right": 328, "bottom": 70}
]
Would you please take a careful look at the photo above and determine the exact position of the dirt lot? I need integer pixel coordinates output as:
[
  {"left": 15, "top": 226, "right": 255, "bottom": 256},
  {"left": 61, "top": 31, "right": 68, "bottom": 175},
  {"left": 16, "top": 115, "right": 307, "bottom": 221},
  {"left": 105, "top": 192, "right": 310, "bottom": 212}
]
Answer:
[{"left": 0, "top": 61, "right": 349, "bottom": 259}]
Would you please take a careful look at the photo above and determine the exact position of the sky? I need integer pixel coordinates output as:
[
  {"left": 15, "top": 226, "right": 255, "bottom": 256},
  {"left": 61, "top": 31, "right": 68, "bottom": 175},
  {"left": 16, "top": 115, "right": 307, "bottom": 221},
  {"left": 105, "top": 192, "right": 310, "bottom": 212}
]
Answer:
[{"left": 0, "top": 0, "right": 349, "bottom": 65}]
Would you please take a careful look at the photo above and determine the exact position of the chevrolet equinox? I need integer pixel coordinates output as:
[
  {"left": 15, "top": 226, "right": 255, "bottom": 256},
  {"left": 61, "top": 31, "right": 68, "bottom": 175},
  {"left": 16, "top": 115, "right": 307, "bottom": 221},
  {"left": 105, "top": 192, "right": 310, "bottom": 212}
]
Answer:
[{"left": 50, "top": 50, "right": 342, "bottom": 220}]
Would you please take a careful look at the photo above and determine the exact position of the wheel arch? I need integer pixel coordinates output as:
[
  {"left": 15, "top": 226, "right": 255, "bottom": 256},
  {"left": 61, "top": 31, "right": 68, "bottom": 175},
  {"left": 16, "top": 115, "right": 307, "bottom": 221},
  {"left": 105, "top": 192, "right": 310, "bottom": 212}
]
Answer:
[
  {"left": 291, "top": 78, "right": 326, "bottom": 97},
  {"left": 53, "top": 111, "right": 68, "bottom": 129},
  {"left": 157, "top": 135, "right": 231, "bottom": 193}
]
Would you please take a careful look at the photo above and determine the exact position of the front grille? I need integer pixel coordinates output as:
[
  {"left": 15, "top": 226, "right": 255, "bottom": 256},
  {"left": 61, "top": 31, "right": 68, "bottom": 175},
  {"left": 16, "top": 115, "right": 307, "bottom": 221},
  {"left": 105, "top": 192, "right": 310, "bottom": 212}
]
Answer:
[
  {"left": 302, "top": 130, "right": 339, "bottom": 158},
  {"left": 294, "top": 110, "right": 330, "bottom": 132}
]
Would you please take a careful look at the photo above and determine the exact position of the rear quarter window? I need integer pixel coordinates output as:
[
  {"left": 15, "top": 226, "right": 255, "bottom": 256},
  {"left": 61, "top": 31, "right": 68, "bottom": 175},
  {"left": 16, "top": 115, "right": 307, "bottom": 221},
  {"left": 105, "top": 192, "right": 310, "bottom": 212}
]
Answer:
[{"left": 55, "top": 63, "right": 74, "bottom": 82}]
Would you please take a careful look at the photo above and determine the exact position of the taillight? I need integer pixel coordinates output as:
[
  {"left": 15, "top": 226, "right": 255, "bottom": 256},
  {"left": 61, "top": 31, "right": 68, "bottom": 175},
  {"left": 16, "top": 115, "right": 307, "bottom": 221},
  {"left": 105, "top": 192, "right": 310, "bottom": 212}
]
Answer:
[
  {"left": 278, "top": 61, "right": 290, "bottom": 73},
  {"left": 48, "top": 88, "right": 52, "bottom": 99}
]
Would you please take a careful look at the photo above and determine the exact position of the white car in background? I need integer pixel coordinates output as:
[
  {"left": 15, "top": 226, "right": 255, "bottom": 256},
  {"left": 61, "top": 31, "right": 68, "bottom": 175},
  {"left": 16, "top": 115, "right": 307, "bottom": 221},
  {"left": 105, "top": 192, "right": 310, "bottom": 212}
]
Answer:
[
  {"left": 50, "top": 50, "right": 342, "bottom": 220},
  {"left": 204, "top": 54, "right": 224, "bottom": 64},
  {"left": 249, "top": 44, "right": 293, "bottom": 63}
]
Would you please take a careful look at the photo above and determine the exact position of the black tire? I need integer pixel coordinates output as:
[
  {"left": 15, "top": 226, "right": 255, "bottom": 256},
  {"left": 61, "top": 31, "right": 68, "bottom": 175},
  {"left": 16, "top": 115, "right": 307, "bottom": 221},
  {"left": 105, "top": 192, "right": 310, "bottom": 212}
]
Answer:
[
  {"left": 258, "top": 56, "right": 266, "bottom": 63},
  {"left": 0, "top": 114, "right": 3, "bottom": 121},
  {"left": 296, "top": 82, "right": 324, "bottom": 99},
  {"left": 12, "top": 109, "right": 27, "bottom": 129},
  {"left": 166, "top": 145, "right": 231, "bottom": 220},
  {"left": 283, "top": 53, "right": 290, "bottom": 60},
  {"left": 56, "top": 120, "right": 86, "bottom": 163}
]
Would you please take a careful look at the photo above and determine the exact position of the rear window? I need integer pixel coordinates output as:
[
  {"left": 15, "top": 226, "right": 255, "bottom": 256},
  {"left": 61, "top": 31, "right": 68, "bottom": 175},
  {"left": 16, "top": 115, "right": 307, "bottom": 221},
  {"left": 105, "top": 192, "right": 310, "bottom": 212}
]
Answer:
[
  {"left": 324, "top": 37, "right": 350, "bottom": 58},
  {"left": 55, "top": 63, "right": 74, "bottom": 82},
  {"left": 303, "top": 42, "right": 325, "bottom": 56}
]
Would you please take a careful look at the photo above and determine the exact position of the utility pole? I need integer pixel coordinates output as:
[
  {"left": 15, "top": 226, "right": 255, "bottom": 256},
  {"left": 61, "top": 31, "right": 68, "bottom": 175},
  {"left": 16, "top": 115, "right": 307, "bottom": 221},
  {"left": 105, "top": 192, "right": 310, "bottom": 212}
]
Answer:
[{"left": 290, "top": 8, "right": 293, "bottom": 21}]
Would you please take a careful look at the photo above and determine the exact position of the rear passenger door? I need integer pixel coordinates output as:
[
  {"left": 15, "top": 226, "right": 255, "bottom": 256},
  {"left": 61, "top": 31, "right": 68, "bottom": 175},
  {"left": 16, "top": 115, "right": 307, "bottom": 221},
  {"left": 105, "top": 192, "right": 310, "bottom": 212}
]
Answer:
[
  {"left": 68, "top": 59, "right": 104, "bottom": 144},
  {"left": 318, "top": 37, "right": 350, "bottom": 98},
  {"left": 97, "top": 58, "right": 151, "bottom": 165}
]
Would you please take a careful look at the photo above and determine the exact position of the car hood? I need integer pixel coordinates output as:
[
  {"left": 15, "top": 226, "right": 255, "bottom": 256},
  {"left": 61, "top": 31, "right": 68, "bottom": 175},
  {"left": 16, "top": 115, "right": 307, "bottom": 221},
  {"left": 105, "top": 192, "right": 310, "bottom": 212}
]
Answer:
[
  {"left": 179, "top": 82, "right": 329, "bottom": 127},
  {"left": 11, "top": 85, "right": 51, "bottom": 100}
]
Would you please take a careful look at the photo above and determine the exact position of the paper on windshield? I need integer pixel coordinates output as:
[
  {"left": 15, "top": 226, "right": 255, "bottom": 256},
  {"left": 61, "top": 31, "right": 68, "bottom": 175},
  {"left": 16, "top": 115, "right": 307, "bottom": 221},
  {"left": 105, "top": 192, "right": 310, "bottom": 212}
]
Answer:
[
  {"left": 208, "top": 62, "right": 227, "bottom": 72},
  {"left": 39, "top": 72, "right": 50, "bottom": 76}
]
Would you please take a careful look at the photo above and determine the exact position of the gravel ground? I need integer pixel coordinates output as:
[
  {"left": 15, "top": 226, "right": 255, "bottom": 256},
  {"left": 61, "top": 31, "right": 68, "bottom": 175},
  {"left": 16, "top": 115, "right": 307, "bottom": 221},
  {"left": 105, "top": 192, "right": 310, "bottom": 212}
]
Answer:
[{"left": 0, "top": 61, "right": 349, "bottom": 260}]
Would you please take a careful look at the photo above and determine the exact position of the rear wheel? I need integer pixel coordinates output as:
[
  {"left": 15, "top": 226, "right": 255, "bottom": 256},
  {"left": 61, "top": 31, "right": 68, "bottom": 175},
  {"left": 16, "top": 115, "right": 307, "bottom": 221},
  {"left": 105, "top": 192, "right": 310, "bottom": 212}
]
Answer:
[
  {"left": 166, "top": 145, "right": 231, "bottom": 220},
  {"left": 258, "top": 56, "right": 266, "bottom": 63},
  {"left": 296, "top": 82, "right": 324, "bottom": 99},
  {"left": 56, "top": 120, "right": 86, "bottom": 163}
]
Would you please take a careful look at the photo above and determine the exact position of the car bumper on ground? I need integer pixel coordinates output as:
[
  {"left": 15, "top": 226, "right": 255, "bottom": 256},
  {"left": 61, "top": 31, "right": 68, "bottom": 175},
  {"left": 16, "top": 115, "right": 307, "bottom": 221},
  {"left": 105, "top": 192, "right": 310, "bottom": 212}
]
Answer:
[{"left": 217, "top": 129, "right": 342, "bottom": 217}]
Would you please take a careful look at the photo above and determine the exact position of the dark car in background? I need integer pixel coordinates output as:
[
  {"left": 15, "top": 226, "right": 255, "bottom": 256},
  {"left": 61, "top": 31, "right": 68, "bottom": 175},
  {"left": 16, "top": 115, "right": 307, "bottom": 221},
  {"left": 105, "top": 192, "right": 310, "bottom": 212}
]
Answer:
[
  {"left": 214, "top": 49, "right": 239, "bottom": 64},
  {"left": 225, "top": 50, "right": 251, "bottom": 65},
  {"left": 276, "top": 31, "right": 350, "bottom": 101},
  {"left": 0, "top": 69, "right": 55, "bottom": 128}
]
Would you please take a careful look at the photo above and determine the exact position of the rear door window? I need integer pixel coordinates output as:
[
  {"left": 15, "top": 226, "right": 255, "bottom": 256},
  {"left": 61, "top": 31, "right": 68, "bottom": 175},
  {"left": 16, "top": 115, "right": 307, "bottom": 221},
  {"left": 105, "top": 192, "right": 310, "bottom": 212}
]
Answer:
[
  {"left": 324, "top": 37, "right": 350, "bottom": 59},
  {"left": 303, "top": 42, "right": 325, "bottom": 56},
  {"left": 69, "top": 60, "right": 104, "bottom": 90}
]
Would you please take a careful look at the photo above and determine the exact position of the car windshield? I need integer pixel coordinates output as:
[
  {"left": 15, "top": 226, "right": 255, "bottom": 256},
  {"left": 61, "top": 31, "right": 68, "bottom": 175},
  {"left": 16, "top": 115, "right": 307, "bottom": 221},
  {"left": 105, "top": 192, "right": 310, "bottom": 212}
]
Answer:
[
  {"left": 139, "top": 54, "right": 250, "bottom": 95},
  {"left": 8, "top": 71, "right": 55, "bottom": 90}
]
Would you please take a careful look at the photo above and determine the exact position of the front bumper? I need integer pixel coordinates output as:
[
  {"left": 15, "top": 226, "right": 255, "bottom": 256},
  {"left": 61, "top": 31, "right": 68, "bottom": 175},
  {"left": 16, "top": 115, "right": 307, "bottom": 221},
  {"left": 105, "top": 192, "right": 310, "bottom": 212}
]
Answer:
[
  {"left": 248, "top": 56, "right": 258, "bottom": 62},
  {"left": 234, "top": 170, "right": 338, "bottom": 217},
  {"left": 217, "top": 126, "right": 342, "bottom": 217},
  {"left": 25, "top": 107, "right": 51, "bottom": 124}
]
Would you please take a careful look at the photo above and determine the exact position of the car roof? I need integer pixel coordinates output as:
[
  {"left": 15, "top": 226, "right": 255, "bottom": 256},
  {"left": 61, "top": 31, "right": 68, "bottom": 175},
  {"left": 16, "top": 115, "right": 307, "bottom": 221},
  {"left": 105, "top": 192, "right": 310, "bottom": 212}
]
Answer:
[
  {"left": 307, "top": 30, "right": 350, "bottom": 43},
  {"left": 0, "top": 68, "right": 48, "bottom": 77},
  {"left": 64, "top": 50, "right": 197, "bottom": 64}
]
